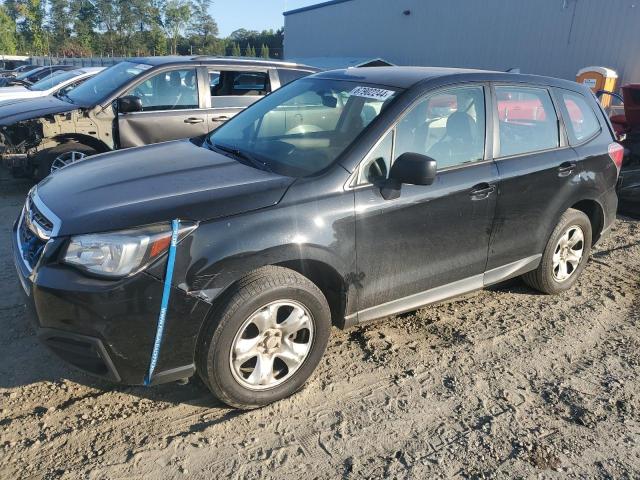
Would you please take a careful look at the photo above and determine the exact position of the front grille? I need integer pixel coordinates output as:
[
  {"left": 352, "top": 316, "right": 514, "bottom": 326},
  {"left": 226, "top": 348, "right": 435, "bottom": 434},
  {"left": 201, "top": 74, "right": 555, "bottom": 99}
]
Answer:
[
  {"left": 18, "top": 212, "right": 47, "bottom": 270},
  {"left": 17, "top": 192, "right": 55, "bottom": 271},
  {"left": 26, "top": 196, "right": 54, "bottom": 233}
]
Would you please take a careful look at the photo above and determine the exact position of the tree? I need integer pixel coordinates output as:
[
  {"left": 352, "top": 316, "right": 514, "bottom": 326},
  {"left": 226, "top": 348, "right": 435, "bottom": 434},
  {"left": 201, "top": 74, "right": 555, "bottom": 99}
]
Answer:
[
  {"left": 189, "top": 0, "right": 218, "bottom": 53},
  {"left": 164, "top": 0, "right": 190, "bottom": 54},
  {"left": 244, "top": 43, "right": 255, "bottom": 57},
  {"left": 48, "top": 0, "right": 71, "bottom": 52},
  {"left": 260, "top": 43, "right": 269, "bottom": 58},
  {"left": 148, "top": 25, "right": 167, "bottom": 55},
  {"left": 0, "top": 5, "right": 17, "bottom": 54},
  {"left": 69, "top": 0, "right": 98, "bottom": 52},
  {"left": 16, "top": 0, "right": 48, "bottom": 54},
  {"left": 230, "top": 41, "right": 240, "bottom": 57}
]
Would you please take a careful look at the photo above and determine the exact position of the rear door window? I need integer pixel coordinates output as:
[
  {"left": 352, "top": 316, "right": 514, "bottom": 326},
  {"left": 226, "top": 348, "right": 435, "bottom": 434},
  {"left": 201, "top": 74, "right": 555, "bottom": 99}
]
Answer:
[
  {"left": 209, "top": 69, "right": 271, "bottom": 108},
  {"left": 557, "top": 90, "right": 601, "bottom": 144},
  {"left": 495, "top": 86, "right": 559, "bottom": 157}
]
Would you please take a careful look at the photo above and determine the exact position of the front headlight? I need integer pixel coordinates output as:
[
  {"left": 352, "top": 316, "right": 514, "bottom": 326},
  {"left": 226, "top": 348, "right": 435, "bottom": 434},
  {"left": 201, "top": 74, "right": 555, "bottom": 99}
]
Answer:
[{"left": 63, "top": 222, "right": 197, "bottom": 278}]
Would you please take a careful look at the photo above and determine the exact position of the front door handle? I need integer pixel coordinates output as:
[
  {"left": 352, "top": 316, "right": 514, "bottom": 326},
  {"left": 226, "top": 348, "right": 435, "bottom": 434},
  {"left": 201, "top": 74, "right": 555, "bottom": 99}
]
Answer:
[
  {"left": 184, "top": 117, "right": 205, "bottom": 124},
  {"left": 211, "top": 115, "right": 230, "bottom": 122},
  {"left": 469, "top": 183, "right": 496, "bottom": 200},
  {"left": 558, "top": 161, "right": 576, "bottom": 177}
]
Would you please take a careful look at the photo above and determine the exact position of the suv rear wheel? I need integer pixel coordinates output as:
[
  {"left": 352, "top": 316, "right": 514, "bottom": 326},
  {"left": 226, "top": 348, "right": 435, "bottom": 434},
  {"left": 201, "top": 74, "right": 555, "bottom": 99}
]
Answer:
[
  {"left": 34, "top": 143, "right": 97, "bottom": 181},
  {"left": 197, "top": 266, "right": 331, "bottom": 409},
  {"left": 523, "top": 208, "right": 592, "bottom": 294}
]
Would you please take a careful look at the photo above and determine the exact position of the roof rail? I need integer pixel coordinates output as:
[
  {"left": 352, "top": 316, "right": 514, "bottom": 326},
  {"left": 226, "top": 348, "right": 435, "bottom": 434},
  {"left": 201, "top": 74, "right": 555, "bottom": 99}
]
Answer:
[{"left": 192, "top": 55, "right": 300, "bottom": 67}]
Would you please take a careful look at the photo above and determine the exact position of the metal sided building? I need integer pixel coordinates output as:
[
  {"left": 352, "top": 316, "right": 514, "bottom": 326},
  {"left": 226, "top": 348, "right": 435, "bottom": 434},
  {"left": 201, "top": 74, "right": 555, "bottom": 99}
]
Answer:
[{"left": 284, "top": 0, "right": 640, "bottom": 84}]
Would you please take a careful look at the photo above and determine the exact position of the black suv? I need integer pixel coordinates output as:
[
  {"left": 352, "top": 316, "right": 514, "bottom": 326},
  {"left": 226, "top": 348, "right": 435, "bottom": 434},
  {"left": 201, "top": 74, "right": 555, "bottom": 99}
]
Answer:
[
  {"left": 0, "top": 56, "right": 317, "bottom": 179},
  {"left": 13, "top": 67, "right": 620, "bottom": 408}
]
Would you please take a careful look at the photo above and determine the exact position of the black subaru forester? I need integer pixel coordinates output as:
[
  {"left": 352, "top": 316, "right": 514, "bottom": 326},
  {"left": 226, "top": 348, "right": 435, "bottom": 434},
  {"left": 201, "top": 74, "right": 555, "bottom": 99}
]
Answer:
[{"left": 13, "top": 67, "right": 622, "bottom": 409}]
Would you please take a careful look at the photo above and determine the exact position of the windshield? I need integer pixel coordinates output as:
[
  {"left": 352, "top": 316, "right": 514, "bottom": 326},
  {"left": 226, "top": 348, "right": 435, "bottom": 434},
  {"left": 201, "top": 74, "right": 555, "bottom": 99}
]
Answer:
[
  {"left": 16, "top": 67, "right": 43, "bottom": 80},
  {"left": 30, "top": 69, "right": 82, "bottom": 91},
  {"left": 66, "top": 61, "right": 152, "bottom": 105},
  {"left": 207, "top": 78, "right": 400, "bottom": 176}
]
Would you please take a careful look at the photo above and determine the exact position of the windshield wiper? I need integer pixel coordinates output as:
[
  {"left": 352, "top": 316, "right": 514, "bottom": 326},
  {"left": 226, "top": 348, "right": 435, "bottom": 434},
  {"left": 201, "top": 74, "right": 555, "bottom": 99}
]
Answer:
[{"left": 213, "top": 143, "right": 273, "bottom": 173}]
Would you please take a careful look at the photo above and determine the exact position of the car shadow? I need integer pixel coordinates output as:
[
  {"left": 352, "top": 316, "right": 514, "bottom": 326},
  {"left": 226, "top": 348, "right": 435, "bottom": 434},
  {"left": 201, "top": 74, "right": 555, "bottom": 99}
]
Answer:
[{"left": 0, "top": 316, "right": 226, "bottom": 410}]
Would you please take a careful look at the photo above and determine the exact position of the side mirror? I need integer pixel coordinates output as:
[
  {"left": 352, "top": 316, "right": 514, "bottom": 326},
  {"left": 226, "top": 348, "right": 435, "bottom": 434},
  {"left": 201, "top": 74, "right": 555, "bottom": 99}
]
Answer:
[
  {"left": 117, "top": 95, "right": 143, "bottom": 114},
  {"left": 389, "top": 152, "right": 437, "bottom": 186}
]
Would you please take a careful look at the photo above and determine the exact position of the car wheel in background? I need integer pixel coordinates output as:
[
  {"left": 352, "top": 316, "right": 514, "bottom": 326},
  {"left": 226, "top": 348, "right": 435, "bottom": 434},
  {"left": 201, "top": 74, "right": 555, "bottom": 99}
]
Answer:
[
  {"left": 33, "top": 143, "right": 97, "bottom": 181},
  {"left": 196, "top": 266, "right": 331, "bottom": 409},
  {"left": 522, "top": 208, "right": 592, "bottom": 295}
]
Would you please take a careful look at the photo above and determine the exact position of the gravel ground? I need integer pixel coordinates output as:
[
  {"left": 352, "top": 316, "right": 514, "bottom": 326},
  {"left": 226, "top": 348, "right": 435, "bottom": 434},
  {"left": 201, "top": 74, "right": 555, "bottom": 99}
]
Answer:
[{"left": 1, "top": 167, "right": 639, "bottom": 479}]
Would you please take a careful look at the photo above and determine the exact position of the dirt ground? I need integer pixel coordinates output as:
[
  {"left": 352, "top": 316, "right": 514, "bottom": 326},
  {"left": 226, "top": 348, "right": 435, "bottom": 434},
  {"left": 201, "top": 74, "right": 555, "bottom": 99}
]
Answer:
[{"left": 1, "top": 167, "right": 639, "bottom": 480}]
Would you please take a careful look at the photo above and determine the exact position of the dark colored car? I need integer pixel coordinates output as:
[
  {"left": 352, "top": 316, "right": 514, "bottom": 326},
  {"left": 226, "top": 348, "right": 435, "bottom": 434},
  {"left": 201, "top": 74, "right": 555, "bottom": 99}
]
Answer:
[
  {"left": 13, "top": 67, "right": 621, "bottom": 408},
  {"left": 0, "top": 64, "right": 74, "bottom": 87},
  {"left": 0, "top": 64, "right": 39, "bottom": 79},
  {"left": 0, "top": 56, "right": 318, "bottom": 180}
]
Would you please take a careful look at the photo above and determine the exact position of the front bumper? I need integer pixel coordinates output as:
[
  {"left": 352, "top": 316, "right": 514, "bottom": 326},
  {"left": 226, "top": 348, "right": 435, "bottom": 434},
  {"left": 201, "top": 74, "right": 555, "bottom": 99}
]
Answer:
[{"left": 12, "top": 215, "right": 210, "bottom": 385}]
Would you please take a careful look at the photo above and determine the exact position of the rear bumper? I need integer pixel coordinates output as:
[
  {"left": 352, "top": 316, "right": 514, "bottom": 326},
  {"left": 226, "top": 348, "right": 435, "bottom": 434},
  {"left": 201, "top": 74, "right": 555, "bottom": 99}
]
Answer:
[{"left": 12, "top": 216, "right": 210, "bottom": 385}]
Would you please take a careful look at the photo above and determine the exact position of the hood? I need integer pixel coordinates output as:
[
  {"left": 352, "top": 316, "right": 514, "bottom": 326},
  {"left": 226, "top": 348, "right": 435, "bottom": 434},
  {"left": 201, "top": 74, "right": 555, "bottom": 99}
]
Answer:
[
  {"left": 36, "top": 139, "right": 295, "bottom": 236},
  {"left": 0, "top": 95, "right": 76, "bottom": 125},
  {"left": 0, "top": 89, "right": 42, "bottom": 104},
  {"left": 0, "top": 86, "right": 29, "bottom": 95}
]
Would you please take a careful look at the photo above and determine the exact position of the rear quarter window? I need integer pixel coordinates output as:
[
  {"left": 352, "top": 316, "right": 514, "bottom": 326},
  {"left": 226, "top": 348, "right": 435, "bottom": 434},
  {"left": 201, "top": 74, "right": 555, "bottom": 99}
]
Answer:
[{"left": 557, "top": 90, "right": 601, "bottom": 144}]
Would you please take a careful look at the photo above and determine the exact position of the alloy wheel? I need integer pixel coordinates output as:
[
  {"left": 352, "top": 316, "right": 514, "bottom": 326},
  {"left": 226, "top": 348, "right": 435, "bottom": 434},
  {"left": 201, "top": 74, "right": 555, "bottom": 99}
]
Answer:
[
  {"left": 229, "top": 300, "right": 314, "bottom": 390},
  {"left": 50, "top": 150, "right": 88, "bottom": 173},
  {"left": 552, "top": 224, "right": 585, "bottom": 282}
]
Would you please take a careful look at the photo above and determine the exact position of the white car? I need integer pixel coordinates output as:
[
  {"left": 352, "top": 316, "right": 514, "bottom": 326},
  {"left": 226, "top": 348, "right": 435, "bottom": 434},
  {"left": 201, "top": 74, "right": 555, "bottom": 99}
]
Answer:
[{"left": 0, "top": 67, "right": 105, "bottom": 102}]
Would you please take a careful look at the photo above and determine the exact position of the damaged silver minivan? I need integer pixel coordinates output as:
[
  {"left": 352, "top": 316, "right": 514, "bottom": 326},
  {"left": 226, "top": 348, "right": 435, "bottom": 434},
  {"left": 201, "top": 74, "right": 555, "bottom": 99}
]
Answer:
[{"left": 0, "top": 56, "right": 317, "bottom": 180}]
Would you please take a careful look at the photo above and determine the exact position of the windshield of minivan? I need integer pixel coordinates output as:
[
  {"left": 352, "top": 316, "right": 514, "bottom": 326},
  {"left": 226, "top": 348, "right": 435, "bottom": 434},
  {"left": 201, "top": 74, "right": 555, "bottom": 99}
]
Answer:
[
  {"left": 30, "top": 69, "right": 81, "bottom": 91},
  {"left": 66, "top": 61, "right": 152, "bottom": 106},
  {"left": 207, "top": 78, "right": 400, "bottom": 176}
]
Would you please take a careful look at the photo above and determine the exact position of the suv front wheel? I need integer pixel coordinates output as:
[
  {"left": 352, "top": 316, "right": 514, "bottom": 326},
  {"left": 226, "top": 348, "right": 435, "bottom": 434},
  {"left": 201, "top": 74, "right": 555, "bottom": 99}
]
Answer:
[
  {"left": 197, "top": 266, "right": 331, "bottom": 409},
  {"left": 523, "top": 208, "right": 592, "bottom": 294},
  {"left": 34, "top": 143, "right": 97, "bottom": 181}
]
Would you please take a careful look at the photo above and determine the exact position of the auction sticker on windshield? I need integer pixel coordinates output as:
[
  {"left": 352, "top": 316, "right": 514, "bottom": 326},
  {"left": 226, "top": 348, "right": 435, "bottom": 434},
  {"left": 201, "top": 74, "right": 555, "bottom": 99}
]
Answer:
[{"left": 349, "top": 86, "right": 395, "bottom": 101}]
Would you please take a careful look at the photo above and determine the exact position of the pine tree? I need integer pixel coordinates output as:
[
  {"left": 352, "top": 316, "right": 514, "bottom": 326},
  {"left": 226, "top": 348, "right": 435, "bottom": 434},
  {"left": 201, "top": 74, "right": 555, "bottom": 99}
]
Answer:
[
  {"left": 231, "top": 42, "right": 241, "bottom": 57},
  {"left": 260, "top": 43, "right": 269, "bottom": 58},
  {"left": 0, "top": 5, "right": 17, "bottom": 54}
]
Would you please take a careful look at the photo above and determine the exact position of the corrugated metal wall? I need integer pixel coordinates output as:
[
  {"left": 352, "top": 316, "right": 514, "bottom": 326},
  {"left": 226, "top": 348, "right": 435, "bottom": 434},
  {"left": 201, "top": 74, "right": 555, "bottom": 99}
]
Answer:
[{"left": 284, "top": 0, "right": 640, "bottom": 84}]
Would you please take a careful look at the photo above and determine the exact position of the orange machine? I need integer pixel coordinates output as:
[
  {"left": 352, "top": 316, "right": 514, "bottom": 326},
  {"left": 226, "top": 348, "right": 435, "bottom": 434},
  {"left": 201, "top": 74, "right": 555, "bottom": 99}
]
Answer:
[{"left": 576, "top": 67, "right": 618, "bottom": 108}]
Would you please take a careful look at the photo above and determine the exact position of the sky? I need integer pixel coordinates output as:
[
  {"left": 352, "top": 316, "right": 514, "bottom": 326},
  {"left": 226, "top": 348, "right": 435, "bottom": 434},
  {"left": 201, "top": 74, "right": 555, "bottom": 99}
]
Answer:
[{"left": 211, "top": 0, "right": 322, "bottom": 37}]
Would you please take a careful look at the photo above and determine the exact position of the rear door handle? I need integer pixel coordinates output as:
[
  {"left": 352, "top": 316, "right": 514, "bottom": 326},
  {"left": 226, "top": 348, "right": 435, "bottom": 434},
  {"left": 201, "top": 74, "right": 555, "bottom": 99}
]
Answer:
[
  {"left": 558, "top": 161, "right": 576, "bottom": 177},
  {"left": 211, "top": 115, "right": 230, "bottom": 122},
  {"left": 184, "top": 117, "right": 204, "bottom": 124},
  {"left": 469, "top": 183, "right": 496, "bottom": 200}
]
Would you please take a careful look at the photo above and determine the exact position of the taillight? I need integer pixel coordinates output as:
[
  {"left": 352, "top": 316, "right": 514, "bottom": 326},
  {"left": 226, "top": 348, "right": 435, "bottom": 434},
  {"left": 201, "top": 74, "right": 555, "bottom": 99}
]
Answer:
[{"left": 608, "top": 142, "right": 624, "bottom": 173}]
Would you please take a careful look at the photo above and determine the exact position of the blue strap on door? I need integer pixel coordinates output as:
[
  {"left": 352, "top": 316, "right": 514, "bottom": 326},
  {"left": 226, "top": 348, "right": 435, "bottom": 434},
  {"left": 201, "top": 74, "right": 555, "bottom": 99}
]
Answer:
[{"left": 144, "top": 219, "right": 180, "bottom": 386}]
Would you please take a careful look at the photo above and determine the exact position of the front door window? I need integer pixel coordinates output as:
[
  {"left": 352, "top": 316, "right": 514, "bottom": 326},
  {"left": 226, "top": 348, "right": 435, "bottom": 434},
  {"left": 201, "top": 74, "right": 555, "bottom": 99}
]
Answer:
[{"left": 125, "top": 68, "right": 199, "bottom": 111}]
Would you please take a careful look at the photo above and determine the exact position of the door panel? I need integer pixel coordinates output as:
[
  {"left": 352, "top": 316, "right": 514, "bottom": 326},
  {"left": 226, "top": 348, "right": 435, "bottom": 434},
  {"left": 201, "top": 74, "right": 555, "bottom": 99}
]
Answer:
[
  {"left": 117, "top": 67, "right": 207, "bottom": 148},
  {"left": 118, "top": 108, "right": 208, "bottom": 148},
  {"left": 205, "top": 68, "right": 270, "bottom": 132},
  {"left": 355, "top": 161, "right": 499, "bottom": 311},
  {"left": 487, "top": 84, "right": 579, "bottom": 269}
]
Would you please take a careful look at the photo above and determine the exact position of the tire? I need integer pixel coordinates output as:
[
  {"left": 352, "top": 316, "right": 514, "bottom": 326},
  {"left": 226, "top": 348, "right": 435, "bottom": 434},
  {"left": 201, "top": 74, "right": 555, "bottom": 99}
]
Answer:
[
  {"left": 522, "top": 208, "right": 592, "bottom": 294},
  {"left": 33, "top": 143, "right": 97, "bottom": 181},
  {"left": 196, "top": 266, "right": 331, "bottom": 409}
]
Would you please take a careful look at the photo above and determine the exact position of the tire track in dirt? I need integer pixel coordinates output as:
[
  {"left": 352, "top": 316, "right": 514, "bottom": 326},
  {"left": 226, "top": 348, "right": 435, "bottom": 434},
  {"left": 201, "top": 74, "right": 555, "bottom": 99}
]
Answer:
[{"left": 1, "top": 166, "right": 639, "bottom": 479}]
